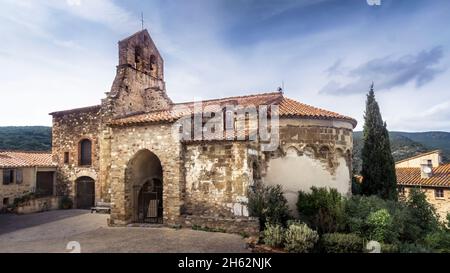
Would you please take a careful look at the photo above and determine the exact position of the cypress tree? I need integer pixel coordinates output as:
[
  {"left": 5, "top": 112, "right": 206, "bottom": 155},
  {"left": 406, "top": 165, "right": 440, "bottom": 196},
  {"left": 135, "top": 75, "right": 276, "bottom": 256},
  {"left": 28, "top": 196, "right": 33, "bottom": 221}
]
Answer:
[{"left": 361, "top": 83, "right": 397, "bottom": 200}]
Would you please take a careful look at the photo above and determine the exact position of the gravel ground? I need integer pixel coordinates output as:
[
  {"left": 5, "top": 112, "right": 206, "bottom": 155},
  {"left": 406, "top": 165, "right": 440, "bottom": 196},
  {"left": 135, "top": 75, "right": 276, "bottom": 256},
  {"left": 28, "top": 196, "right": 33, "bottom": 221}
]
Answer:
[{"left": 0, "top": 210, "right": 249, "bottom": 253}]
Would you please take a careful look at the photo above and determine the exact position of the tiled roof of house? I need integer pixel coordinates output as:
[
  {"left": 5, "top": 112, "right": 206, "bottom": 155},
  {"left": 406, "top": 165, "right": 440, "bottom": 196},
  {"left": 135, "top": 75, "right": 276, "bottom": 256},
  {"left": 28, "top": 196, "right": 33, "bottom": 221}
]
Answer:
[
  {"left": 109, "top": 92, "right": 357, "bottom": 127},
  {"left": 396, "top": 163, "right": 450, "bottom": 188},
  {"left": 0, "top": 151, "right": 56, "bottom": 168}
]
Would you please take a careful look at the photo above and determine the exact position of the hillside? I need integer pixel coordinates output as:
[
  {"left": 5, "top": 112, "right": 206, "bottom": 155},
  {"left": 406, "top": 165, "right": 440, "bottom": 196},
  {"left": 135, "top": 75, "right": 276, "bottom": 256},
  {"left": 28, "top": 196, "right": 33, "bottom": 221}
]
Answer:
[
  {"left": 0, "top": 127, "right": 449, "bottom": 173},
  {"left": 0, "top": 126, "right": 52, "bottom": 151},
  {"left": 353, "top": 131, "right": 450, "bottom": 174}
]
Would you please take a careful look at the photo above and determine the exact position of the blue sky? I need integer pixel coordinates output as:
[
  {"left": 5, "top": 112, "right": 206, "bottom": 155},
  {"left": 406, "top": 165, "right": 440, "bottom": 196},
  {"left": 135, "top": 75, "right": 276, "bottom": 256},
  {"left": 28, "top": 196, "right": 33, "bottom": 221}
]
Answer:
[{"left": 0, "top": 0, "right": 449, "bottom": 131}]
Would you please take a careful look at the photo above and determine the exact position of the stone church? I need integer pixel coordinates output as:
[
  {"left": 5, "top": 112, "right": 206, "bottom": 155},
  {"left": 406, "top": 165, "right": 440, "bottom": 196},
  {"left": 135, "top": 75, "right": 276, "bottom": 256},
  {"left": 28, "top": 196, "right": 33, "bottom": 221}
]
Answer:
[{"left": 50, "top": 30, "right": 356, "bottom": 234}]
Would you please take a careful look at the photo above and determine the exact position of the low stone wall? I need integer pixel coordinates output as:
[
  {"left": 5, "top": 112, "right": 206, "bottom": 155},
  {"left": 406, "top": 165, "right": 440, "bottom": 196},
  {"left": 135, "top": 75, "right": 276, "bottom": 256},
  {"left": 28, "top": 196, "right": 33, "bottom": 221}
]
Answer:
[
  {"left": 16, "top": 196, "right": 61, "bottom": 214},
  {"left": 181, "top": 215, "right": 260, "bottom": 237}
]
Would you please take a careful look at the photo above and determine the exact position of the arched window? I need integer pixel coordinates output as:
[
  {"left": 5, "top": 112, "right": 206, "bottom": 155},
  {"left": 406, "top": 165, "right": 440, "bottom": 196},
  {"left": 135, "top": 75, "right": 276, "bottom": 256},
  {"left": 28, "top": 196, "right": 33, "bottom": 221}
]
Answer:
[
  {"left": 79, "top": 139, "right": 92, "bottom": 166},
  {"left": 150, "top": 55, "right": 157, "bottom": 71},
  {"left": 134, "top": 46, "right": 142, "bottom": 65}
]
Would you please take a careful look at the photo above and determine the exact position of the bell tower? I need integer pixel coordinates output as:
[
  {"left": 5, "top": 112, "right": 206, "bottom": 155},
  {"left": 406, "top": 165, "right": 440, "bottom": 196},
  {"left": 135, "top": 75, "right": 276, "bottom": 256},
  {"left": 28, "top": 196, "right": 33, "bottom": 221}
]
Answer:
[{"left": 103, "top": 29, "right": 172, "bottom": 118}]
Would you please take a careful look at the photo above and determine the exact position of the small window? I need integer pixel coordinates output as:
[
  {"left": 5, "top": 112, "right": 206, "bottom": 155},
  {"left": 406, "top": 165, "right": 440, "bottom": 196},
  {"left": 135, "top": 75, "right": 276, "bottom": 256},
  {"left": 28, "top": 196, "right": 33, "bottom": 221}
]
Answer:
[
  {"left": 16, "top": 169, "right": 23, "bottom": 184},
  {"left": 3, "top": 198, "right": 9, "bottom": 206},
  {"left": 225, "top": 110, "right": 234, "bottom": 130},
  {"left": 79, "top": 139, "right": 92, "bottom": 166},
  {"left": 399, "top": 187, "right": 406, "bottom": 196},
  {"left": 427, "top": 159, "right": 432, "bottom": 166},
  {"left": 435, "top": 189, "right": 444, "bottom": 198},
  {"left": 135, "top": 46, "right": 142, "bottom": 64},
  {"left": 150, "top": 55, "right": 157, "bottom": 71},
  {"left": 2, "top": 169, "right": 14, "bottom": 185},
  {"left": 64, "top": 152, "right": 69, "bottom": 164}
]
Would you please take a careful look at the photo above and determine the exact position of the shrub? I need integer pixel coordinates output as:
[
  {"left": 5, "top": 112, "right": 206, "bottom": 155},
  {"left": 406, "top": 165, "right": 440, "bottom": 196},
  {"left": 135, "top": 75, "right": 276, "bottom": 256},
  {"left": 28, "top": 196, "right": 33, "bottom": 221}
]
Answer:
[
  {"left": 284, "top": 221, "right": 319, "bottom": 253},
  {"left": 380, "top": 243, "right": 399, "bottom": 253},
  {"left": 263, "top": 223, "right": 284, "bottom": 248},
  {"left": 366, "top": 209, "right": 393, "bottom": 242},
  {"left": 343, "top": 194, "right": 436, "bottom": 244},
  {"left": 447, "top": 213, "right": 450, "bottom": 228},
  {"left": 398, "top": 243, "right": 431, "bottom": 253},
  {"left": 424, "top": 231, "right": 450, "bottom": 253},
  {"left": 248, "top": 184, "right": 290, "bottom": 229},
  {"left": 297, "top": 187, "right": 345, "bottom": 234},
  {"left": 60, "top": 196, "right": 73, "bottom": 210},
  {"left": 320, "top": 233, "right": 363, "bottom": 253}
]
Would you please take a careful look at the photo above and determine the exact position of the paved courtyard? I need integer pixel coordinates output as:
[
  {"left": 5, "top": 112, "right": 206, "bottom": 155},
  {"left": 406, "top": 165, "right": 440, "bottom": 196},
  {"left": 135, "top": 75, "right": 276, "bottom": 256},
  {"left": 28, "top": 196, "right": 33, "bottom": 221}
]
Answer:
[{"left": 0, "top": 210, "right": 249, "bottom": 253}]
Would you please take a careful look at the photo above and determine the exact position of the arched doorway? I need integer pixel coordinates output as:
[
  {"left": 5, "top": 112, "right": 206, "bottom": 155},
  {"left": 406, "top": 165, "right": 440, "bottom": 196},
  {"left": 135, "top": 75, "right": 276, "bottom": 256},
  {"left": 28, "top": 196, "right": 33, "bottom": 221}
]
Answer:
[
  {"left": 125, "top": 149, "right": 163, "bottom": 224},
  {"left": 76, "top": 176, "right": 95, "bottom": 209}
]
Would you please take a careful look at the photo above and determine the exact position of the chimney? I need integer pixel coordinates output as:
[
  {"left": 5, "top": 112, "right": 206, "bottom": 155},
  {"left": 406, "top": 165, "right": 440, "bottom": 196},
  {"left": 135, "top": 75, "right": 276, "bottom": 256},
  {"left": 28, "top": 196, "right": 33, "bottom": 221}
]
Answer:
[{"left": 420, "top": 159, "right": 433, "bottom": 179}]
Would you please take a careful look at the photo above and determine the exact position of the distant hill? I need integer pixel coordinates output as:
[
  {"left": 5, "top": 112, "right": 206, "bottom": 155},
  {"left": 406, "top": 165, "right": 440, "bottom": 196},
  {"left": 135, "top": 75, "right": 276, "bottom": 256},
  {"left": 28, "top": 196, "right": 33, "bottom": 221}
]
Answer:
[
  {"left": 353, "top": 131, "right": 450, "bottom": 173},
  {"left": 0, "top": 127, "right": 449, "bottom": 172},
  {"left": 0, "top": 126, "right": 52, "bottom": 151}
]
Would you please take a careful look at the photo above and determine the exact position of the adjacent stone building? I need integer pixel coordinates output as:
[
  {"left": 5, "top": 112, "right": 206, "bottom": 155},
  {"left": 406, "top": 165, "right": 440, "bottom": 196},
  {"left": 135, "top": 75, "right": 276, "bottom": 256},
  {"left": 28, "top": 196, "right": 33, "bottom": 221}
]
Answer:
[
  {"left": 50, "top": 30, "right": 357, "bottom": 233},
  {"left": 0, "top": 151, "right": 56, "bottom": 211},
  {"left": 396, "top": 150, "right": 450, "bottom": 220}
]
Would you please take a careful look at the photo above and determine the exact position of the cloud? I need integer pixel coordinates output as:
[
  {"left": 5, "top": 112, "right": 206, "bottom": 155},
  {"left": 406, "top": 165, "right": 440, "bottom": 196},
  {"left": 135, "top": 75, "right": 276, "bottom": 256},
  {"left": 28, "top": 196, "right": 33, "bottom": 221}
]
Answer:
[
  {"left": 320, "top": 47, "right": 446, "bottom": 95},
  {"left": 389, "top": 100, "right": 450, "bottom": 131},
  {"left": 66, "top": 0, "right": 81, "bottom": 7}
]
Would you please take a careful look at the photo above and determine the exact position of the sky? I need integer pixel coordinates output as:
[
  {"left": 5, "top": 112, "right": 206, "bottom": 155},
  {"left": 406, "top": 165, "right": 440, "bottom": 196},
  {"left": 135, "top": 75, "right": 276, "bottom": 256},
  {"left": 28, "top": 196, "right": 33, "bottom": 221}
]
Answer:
[{"left": 0, "top": 0, "right": 449, "bottom": 132}]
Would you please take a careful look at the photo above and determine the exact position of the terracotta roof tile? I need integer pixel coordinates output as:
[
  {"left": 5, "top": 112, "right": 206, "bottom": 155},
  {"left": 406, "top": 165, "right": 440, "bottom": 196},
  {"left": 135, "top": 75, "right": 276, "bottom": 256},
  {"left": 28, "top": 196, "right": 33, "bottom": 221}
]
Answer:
[
  {"left": 109, "top": 92, "right": 357, "bottom": 127},
  {"left": 0, "top": 151, "right": 56, "bottom": 168},
  {"left": 278, "top": 97, "right": 357, "bottom": 126},
  {"left": 396, "top": 163, "right": 450, "bottom": 188}
]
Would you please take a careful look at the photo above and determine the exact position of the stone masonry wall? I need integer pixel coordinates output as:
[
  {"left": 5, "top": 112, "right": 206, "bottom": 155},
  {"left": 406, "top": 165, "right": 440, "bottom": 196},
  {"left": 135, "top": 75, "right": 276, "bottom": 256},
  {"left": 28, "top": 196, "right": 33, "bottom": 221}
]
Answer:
[
  {"left": 108, "top": 123, "right": 182, "bottom": 226},
  {"left": 183, "top": 142, "right": 252, "bottom": 219},
  {"left": 403, "top": 187, "right": 450, "bottom": 221},
  {"left": 52, "top": 108, "right": 102, "bottom": 205}
]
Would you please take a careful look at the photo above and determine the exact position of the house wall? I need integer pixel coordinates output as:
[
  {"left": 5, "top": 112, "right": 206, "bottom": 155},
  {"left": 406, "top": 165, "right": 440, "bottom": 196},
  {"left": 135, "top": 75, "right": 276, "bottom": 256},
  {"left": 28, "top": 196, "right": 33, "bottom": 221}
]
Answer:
[
  {"left": 402, "top": 187, "right": 450, "bottom": 221},
  {"left": 52, "top": 108, "right": 102, "bottom": 206},
  {"left": 396, "top": 152, "right": 442, "bottom": 168},
  {"left": 0, "top": 167, "right": 35, "bottom": 210},
  {"left": 0, "top": 167, "right": 56, "bottom": 210},
  {"left": 261, "top": 118, "right": 354, "bottom": 216}
]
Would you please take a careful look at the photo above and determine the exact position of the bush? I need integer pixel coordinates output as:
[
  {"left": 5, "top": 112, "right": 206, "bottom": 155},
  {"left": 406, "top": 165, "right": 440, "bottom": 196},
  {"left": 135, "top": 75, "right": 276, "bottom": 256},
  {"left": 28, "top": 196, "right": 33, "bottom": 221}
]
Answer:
[
  {"left": 284, "top": 221, "right": 319, "bottom": 253},
  {"left": 424, "top": 231, "right": 450, "bottom": 253},
  {"left": 446, "top": 213, "right": 450, "bottom": 228},
  {"left": 60, "top": 196, "right": 73, "bottom": 210},
  {"left": 380, "top": 243, "right": 399, "bottom": 253},
  {"left": 398, "top": 243, "right": 431, "bottom": 253},
  {"left": 297, "top": 187, "right": 345, "bottom": 234},
  {"left": 248, "top": 184, "right": 290, "bottom": 229},
  {"left": 262, "top": 223, "right": 284, "bottom": 248},
  {"left": 343, "top": 194, "right": 438, "bottom": 244},
  {"left": 320, "top": 233, "right": 363, "bottom": 253},
  {"left": 366, "top": 209, "right": 393, "bottom": 242}
]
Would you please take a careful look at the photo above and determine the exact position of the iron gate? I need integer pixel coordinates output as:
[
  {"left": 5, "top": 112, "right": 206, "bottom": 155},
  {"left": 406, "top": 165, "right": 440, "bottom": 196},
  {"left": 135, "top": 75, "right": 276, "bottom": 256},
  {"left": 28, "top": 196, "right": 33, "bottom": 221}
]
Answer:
[{"left": 138, "top": 180, "right": 163, "bottom": 224}]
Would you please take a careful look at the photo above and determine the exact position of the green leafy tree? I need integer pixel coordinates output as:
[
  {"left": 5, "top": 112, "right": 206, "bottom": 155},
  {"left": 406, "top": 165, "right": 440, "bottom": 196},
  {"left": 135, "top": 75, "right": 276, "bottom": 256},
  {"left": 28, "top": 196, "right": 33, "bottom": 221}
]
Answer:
[{"left": 361, "top": 83, "right": 397, "bottom": 200}]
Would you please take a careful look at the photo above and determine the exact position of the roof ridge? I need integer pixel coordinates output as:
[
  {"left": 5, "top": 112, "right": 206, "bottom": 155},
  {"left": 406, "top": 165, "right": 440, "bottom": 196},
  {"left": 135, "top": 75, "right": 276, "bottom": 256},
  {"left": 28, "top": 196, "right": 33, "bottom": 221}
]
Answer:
[
  {"left": 174, "top": 91, "right": 283, "bottom": 106},
  {"left": 119, "top": 29, "right": 149, "bottom": 43},
  {"left": 395, "top": 150, "right": 442, "bottom": 164},
  {"left": 50, "top": 105, "right": 101, "bottom": 116}
]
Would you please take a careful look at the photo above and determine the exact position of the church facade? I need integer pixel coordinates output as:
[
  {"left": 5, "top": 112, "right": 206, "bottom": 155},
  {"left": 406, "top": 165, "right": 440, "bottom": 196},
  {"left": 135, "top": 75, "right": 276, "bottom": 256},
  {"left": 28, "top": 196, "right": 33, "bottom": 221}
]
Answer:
[{"left": 50, "top": 30, "right": 356, "bottom": 234}]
